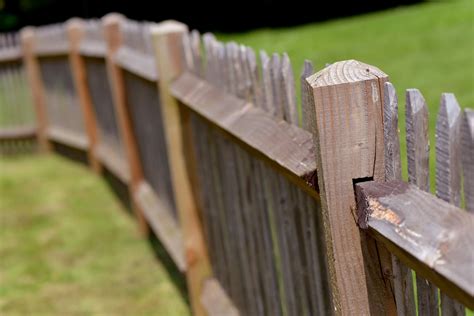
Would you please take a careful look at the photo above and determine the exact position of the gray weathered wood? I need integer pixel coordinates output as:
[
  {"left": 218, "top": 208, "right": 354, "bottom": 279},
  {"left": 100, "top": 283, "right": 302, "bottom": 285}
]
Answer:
[
  {"left": 301, "top": 60, "right": 314, "bottom": 132},
  {"left": 436, "top": 93, "right": 462, "bottom": 206},
  {"left": 260, "top": 50, "right": 273, "bottom": 114},
  {"left": 384, "top": 82, "right": 402, "bottom": 182},
  {"left": 135, "top": 181, "right": 185, "bottom": 271},
  {"left": 436, "top": 93, "right": 465, "bottom": 315},
  {"left": 170, "top": 71, "right": 317, "bottom": 183},
  {"left": 201, "top": 278, "right": 240, "bottom": 316},
  {"left": 405, "top": 88, "right": 439, "bottom": 315},
  {"left": 280, "top": 53, "right": 298, "bottom": 125},
  {"left": 384, "top": 82, "right": 417, "bottom": 316},
  {"left": 96, "top": 142, "right": 131, "bottom": 184},
  {"left": 406, "top": 89, "right": 430, "bottom": 191},
  {"left": 270, "top": 53, "right": 284, "bottom": 120},
  {"left": 114, "top": 46, "right": 158, "bottom": 81},
  {"left": 462, "top": 109, "right": 474, "bottom": 213},
  {"left": 356, "top": 180, "right": 474, "bottom": 310}
]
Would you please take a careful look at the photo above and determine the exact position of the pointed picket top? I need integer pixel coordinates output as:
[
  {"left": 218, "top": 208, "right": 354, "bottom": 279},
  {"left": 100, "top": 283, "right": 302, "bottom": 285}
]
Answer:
[
  {"left": 260, "top": 50, "right": 273, "bottom": 113},
  {"left": 281, "top": 53, "right": 298, "bottom": 125},
  {"left": 461, "top": 108, "right": 474, "bottom": 212},
  {"left": 301, "top": 60, "right": 315, "bottom": 131},
  {"left": 436, "top": 93, "right": 462, "bottom": 206},
  {"left": 306, "top": 59, "right": 387, "bottom": 87},
  {"left": 190, "top": 30, "right": 202, "bottom": 76},
  {"left": 383, "top": 82, "right": 402, "bottom": 182},
  {"left": 406, "top": 88, "right": 430, "bottom": 192},
  {"left": 270, "top": 53, "right": 283, "bottom": 119}
]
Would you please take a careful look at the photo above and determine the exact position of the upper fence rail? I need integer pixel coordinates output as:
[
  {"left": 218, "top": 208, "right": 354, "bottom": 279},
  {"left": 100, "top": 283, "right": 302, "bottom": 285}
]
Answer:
[{"left": 0, "top": 14, "right": 472, "bottom": 316}]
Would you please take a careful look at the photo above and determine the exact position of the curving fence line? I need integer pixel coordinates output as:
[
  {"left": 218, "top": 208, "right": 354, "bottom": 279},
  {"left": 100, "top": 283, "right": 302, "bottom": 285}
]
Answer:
[{"left": 0, "top": 13, "right": 473, "bottom": 316}]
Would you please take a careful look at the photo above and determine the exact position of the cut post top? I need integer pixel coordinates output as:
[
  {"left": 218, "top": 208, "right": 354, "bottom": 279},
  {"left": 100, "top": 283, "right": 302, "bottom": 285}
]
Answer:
[
  {"left": 306, "top": 59, "right": 387, "bottom": 87},
  {"left": 150, "top": 20, "right": 188, "bottom": 36}
]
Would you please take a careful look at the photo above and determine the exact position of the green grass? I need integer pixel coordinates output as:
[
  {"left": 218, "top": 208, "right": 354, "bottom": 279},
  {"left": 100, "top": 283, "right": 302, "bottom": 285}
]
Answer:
[
  {"left": 0, "top": 154, "right": 190, "bottom": 315},
  {"left": 218, "top": 0, "right": 474, "bottom": 187}
]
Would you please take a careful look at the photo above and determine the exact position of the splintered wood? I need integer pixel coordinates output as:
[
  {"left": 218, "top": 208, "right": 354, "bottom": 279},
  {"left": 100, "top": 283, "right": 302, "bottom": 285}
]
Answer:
[
  {"left": 355, "top": 180, "right": 474, "bottom": 310},
  {"left": 363, "top": 83, "right": 474, "bottom": 315}
]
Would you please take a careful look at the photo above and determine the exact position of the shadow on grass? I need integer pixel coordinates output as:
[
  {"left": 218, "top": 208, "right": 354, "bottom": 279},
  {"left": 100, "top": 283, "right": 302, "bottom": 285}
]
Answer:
[
  {"left": 100, "top": 169, "right": 190, "bottom": 308},
  {"left": 146, "top": 232, "right": 190, "bottom": 307}
]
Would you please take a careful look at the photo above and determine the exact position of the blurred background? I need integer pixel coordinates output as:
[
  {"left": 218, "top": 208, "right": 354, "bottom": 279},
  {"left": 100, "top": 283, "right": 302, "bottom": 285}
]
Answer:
[{"left": 0, "top": 0, "right": 424, "bottom": 32}]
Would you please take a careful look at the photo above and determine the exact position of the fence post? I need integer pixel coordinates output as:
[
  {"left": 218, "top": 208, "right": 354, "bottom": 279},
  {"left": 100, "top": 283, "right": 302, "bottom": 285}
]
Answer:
[
  {"left": 20, "top": 27, "right": 50, "bottom": 152},
  {"left": 66, "top": 18, "right": 101, "bottom": 172},
  {"left": 305, "top": 60, "right": 396, "bottom": 315},
  {"left": 151, "top": 21, "right": 212, "bottom": 316},
  {"left": 103, "top": 13, "right": 147, "bottom": 233}
]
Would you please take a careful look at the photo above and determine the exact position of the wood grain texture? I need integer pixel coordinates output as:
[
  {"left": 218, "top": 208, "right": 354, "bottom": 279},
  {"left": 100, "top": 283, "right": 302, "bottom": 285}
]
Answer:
[
  {"left": 171, "top": 71, "right": 317, "bottom": 184},
  {"left": 406, "top": 89, "right": 430, "bottom": 191},
  {"left": 356, "top": 180, "right": 474, "bottom": 310},
  {"left": 151, "top": 21, "right": 212, "bottom": 316},
  {"left": 20, "top": 27, "right": 51, "bottom": 151},
  {"left": 280, "top": 53, "right": 298, "bottom": 125},
  {"left": 201, "top": 278, "right": 240, "bottom": 316},
  {"left": 134, "top": 181, "right": 185, "bottom": 271},
  {"left": 462, "top": 109, "right": 474, "bottom": 213},
  {"left": 66, "top": 18, "right": 101, "bottom": 172},
  {"left": 436, "top": 93, "right": 462, "bottom": 206},
  {"left": 103, "top": 13, "right": 147, "bottom": 233},
  {"left": 306, "top": 60, "right": 395, "bottom": 315},
  {"left": 406, "top": 88, "right": 439, "bottom": 315},
  {"left": 435, "top": 93, "right": 465, "bottom": 316},
  {"left": 383, "top": 82, "right": 417, "bottom": 316},
  {"left": 301, "top": 60, "right": 314, "bottom": 132}
]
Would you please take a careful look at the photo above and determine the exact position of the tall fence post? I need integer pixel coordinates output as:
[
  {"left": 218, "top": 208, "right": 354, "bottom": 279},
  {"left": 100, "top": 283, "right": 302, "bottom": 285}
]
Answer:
[
  {"left": 103, "top": 13, "right": 147, "bottom": 233},
  {"left": 151, "top": 21, "right": 212, "bottom": 316},
  {"left": 20, "top": 27, "right": 50, "bottom": 152},
  {"left": 66, "top": 18, "right": 101, "bottom": 172},
  {"left": 305, "top": 60, "right": 396, "bottom": 315}
]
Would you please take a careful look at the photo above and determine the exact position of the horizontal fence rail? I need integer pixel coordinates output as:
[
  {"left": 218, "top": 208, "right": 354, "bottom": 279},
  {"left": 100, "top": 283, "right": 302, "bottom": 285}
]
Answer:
[{"left": 0, "top": 14, "right": 472, "bottom": 316}]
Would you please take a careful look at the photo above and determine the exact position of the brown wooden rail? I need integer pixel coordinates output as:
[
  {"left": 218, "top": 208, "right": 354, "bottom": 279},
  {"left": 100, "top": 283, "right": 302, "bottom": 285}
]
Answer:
[{"left": 356, "top": 180, "right": 474, "bottom": 309}]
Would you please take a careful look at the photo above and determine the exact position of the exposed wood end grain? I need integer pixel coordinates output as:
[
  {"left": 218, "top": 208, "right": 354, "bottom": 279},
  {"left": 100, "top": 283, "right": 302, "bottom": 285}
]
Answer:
[
  {"left": 306, "top": 59, "right": 387, "bottom": 87},
  {"left": 150, "top": 20, "right": 188, "bottom": 35}
]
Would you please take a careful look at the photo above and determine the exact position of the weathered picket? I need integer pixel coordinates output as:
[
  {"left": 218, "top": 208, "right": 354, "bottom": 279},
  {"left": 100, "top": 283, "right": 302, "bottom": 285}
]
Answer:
[
  {"left": 1, "top": 15, "right": 473, "bottom": 316},
  {"left": 357, "top": 85, "right": 474, "bottom": 314}
]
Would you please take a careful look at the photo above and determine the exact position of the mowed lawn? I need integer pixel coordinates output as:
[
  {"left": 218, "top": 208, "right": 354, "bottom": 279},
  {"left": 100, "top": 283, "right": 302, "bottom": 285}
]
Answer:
[
  {"left": 0, "top": 155, "right": 190, "bottom": 315},
  {"left": 219, "top": 0, "right": 473, "bottom": 186}
]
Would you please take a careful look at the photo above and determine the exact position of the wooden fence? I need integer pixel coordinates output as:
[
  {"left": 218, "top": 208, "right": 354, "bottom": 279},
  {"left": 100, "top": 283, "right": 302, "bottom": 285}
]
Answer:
[
  {"left": 0, "top": 31, "right": 36, "bottom": 154},
  {"left": 0, "top": 14, "right": 472, "bottom": 316}
]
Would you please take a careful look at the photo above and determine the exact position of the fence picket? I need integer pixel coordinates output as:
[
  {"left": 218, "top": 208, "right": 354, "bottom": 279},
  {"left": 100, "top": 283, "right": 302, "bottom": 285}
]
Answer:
[
  {"left": 435, "top": 93, "right": 465, "bottom": 316},
  {"left": 406, "top": 88, "right": 439, "bottom": 316},
  {"left": 384, "top": 82, "right": 417, "bottom": 316},
  {"left": 301, "top": 59, "right": 314, "bottom": 131},
  {"left": 461, "top": 109, "right": 474, "bottom": 213},
  {"left": 281, "top": 53, "right": 298, "bottom": 125}
]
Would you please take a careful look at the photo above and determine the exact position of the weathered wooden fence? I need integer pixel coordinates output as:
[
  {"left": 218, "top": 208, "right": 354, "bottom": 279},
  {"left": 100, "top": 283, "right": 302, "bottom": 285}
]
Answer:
[
  {"left": 0, "top": 14, "right": 472, "bottom": 316},
  {"left": 0, "top": 31, "right": 36, "bottom": 154}
]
